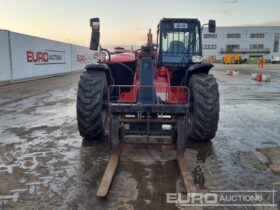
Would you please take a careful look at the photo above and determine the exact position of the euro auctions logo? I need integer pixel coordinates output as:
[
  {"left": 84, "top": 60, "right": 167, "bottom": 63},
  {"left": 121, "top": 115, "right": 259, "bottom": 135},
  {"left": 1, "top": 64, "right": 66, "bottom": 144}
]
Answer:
[
  {"left": 76, "top": 54, "right": 93, "bottom": 63},
  {"left": 76, "top": 54, "right": 86, "bottom": 62},
  {"left": 166, "top": 190, "right": 277, "bottom": 207},
  {"left": 26, "top": 50, "right": 65, "bottom": 65}
]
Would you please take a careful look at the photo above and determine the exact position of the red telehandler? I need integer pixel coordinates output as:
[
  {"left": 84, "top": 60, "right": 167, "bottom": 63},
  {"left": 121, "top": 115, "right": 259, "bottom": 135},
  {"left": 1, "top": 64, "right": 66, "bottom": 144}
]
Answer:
[{"left": 77, "top": 17, "right": 219, "bottom": 197}]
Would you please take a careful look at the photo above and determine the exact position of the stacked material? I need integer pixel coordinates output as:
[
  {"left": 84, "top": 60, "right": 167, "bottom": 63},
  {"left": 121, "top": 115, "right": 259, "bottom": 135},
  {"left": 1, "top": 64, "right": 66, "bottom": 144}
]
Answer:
[
  {"left": 251, "top": 73, "right": 271, "bottom": 82},
  {"left": 226, "top": 69, "right": 239, "bottom": 76}
]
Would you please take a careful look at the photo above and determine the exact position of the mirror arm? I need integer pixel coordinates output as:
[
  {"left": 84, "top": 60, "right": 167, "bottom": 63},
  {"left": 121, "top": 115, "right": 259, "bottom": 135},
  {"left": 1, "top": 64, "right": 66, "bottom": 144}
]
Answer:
[{"left": 201, "top": 23, "right": 208, "bottom": 31}]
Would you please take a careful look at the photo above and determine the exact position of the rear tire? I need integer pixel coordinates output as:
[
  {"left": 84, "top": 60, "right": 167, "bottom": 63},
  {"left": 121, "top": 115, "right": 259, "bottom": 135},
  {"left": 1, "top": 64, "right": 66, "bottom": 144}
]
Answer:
[
  {"left": 187, "top": 73, "right": 219, "bottom": 141},
  {"left": 77, "top": 71, "right": 108, "bottom": 140}
]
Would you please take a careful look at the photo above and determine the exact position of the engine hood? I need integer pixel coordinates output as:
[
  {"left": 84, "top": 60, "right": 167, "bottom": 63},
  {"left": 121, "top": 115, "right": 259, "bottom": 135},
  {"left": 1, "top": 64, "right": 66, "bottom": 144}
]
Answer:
[{"left": 109, "top": 53, "right": 136, "bottom": 63}]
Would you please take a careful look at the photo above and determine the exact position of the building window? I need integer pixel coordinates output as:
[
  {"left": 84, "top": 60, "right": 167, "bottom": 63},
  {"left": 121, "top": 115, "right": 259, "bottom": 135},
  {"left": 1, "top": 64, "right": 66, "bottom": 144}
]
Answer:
[
  {"left": 203, "top": 45, "right": 217, "bottom": 49},
  {"left": 250, "top": 44, "right": 264, "bottom": 49},
  {"left": 274, "top": 33, "right": 280, "bottom": 52},
  {"left": 227, "top": 33, "right": 241, "bottom": 38},
  {"left": 203, "top": 34, "right": 217, "bottom": 39},
  {"left": 250, "top": 33, "right": 265, "bottom": 38},
  {"left": 226, "top": 45, "right": 240, "bottom": 52}
]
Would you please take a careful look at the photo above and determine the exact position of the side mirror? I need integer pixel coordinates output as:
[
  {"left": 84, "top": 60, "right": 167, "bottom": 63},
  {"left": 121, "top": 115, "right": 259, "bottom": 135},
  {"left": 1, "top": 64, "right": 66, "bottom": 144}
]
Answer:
[
  {"left": 208, "top": 20, "right": 216, "bottom": 33},
  {"left": 90, "top": 18, "right": 100, "bottom": 50}
]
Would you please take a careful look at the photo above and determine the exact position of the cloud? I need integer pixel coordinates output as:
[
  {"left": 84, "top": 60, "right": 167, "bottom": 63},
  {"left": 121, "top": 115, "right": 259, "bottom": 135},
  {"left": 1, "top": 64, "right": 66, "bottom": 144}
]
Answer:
[
  {"left": 242, "top": 20, "right": 280, "bottom": 26},
  {"left": 259, "top": 20, "right": 280, "bottom": 26},
  {"left": 224, "top": 0, "right": 239, "bottom": 3},
  {"left": 130, "top": 26, "right": 143, "bottom": 33},
  {"left": 221, "top": 19, "right": 280, "bottom": 27},
  {"left": 210, "top": 10, "right": 232, "bottom": 15}
]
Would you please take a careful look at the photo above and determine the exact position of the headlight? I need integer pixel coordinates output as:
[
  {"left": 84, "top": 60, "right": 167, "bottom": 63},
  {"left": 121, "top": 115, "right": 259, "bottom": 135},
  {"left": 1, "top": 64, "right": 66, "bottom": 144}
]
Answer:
[
  {"left": 192, "top": 56, "right": 203, "bottom": 63},
  {"left": 94, "top": 51, "right": 106, "bottom": 61},
  {"left": 90, "top": 18, "right": 100, "bottom": 31}
]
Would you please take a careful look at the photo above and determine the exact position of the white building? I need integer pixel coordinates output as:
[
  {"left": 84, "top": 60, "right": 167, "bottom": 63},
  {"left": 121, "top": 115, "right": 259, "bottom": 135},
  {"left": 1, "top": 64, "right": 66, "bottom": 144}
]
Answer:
[{"left": 202, "top": 26, "right": 280, "bottom": 62}]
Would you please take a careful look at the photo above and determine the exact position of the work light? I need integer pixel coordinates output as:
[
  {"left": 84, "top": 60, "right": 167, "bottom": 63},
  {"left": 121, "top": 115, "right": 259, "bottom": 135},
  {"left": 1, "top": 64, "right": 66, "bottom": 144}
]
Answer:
[{"left": 90, "top": 18, "right": 100, "bottom": 31}]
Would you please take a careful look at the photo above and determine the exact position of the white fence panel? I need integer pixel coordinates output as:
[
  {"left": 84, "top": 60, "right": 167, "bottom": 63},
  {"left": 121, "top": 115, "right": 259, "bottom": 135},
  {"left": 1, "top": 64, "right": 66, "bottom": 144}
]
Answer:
[
  {"left": 0, "top": 30, "right": 11, "bottom": 82},
  {"left": 71, "top": 45, "right": 96, "bottom": 71},
  {"left": 10, "top": 32, "right": 71, "bottom": 80}
]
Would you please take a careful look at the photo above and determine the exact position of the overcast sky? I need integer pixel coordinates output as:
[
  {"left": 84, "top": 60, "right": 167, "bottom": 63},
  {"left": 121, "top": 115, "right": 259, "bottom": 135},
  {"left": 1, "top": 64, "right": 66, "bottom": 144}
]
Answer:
[{"left": 1, "top": 0, "right": 280, "bottom": 48}]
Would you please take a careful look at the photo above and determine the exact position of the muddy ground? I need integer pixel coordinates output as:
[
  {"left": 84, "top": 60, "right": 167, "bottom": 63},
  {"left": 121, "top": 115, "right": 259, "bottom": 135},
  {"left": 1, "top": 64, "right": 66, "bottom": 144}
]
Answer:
[{"left": 0, "top": 64, "right": 280, "bottom": 210}]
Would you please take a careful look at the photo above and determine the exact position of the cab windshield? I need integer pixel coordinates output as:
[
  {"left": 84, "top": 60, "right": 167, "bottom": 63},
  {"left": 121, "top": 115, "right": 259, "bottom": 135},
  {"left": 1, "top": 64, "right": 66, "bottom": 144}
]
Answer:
[{"left": 160, "top": 21, "right": 201, "bottom": 64}]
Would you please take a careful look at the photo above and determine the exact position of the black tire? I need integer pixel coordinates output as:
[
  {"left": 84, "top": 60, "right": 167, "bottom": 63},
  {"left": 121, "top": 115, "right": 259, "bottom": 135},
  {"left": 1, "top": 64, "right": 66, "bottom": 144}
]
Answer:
[
  {"left": 187, "top": 73, "right": 219, "bottom": 141},
  {"left": 77, "top": 71, "right": 108, "bottom": 140}
]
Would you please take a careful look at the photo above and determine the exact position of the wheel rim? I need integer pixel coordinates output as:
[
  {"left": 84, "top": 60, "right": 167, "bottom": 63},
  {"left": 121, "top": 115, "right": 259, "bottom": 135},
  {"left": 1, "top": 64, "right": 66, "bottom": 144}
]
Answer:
[
  {"left": 101, "top": 109, "right": 107, "bottom": 125},
  {"left": 188, "top": 92, "right": 194, "bottom": 125}
]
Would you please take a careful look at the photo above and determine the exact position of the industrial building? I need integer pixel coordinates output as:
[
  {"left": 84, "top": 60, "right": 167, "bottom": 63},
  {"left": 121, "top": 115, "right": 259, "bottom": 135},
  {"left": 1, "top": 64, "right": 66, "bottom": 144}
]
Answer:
[{"left": 202, "top": 26, "right": 280, "bottom": 63}]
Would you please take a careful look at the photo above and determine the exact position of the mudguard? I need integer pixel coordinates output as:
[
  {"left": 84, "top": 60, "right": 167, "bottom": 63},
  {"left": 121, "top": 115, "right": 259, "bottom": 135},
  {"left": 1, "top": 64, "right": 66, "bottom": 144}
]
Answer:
[
  {"left": 85, "top": 63, "right": 115, "bottom": 85},
  {"left": 184, "top": 63, "right": 214, "bottom": 86}
]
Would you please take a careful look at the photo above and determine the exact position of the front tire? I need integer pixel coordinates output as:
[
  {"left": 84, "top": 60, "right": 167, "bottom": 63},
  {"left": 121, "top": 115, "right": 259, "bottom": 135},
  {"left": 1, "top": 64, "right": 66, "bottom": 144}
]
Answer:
[
  {"left": 77, "top": 71, "right": 108, "bottom": 140},
  {"left": 187, "top": 73, "right": 219, "bottom": 141}
]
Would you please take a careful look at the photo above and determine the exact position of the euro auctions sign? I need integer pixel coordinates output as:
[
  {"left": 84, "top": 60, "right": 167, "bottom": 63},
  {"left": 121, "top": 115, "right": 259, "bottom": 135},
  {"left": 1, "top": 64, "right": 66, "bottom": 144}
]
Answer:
[
  {"left": 76, "top": 54, "right": 93, "bottom": 63},
  {"left": 26, "top": 50, "right": 65, "bottom": 65}
]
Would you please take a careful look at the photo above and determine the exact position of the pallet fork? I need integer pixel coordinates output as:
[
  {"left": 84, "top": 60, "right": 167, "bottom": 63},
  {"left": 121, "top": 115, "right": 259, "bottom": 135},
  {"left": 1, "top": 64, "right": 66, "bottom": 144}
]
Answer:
[{"left": 96, "top": 101, "right": 197, "bottom": 197}]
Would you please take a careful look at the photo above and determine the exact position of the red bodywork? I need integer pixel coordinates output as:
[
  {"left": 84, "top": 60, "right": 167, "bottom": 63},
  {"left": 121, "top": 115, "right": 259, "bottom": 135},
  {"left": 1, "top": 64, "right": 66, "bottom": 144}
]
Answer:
[
  {"left": 110, "top": 53, "right": 136, "bottom": 63},
  {"left": 109, "top": 52, "right": 188, "bottom": 104}
]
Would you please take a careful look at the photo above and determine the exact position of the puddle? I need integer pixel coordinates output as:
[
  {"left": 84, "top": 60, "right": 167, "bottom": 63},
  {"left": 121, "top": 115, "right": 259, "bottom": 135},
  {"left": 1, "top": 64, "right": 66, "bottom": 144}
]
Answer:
[
  {"left": 0, "top": 70, "right": 280, "bottom": 209},
  {"left": 258, "top": 147, "right": 280, "bottom": 173}
]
